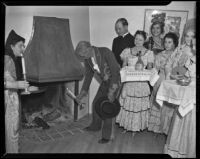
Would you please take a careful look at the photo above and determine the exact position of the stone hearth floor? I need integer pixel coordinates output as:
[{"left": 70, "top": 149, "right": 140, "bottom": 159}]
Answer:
[{"left": 19, "top": 115, "right": 91, "bottom": 143}]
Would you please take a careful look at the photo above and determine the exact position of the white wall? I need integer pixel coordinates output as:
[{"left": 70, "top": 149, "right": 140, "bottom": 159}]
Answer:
[
  {"left": 5, "top": 6, "right": 90, "bottom": 48},
  {"left": 88, "top": 1, "right": 196, "bottom": 113},
  {"left": 89, "top": 1, "right": 196, "bottom": 49}
]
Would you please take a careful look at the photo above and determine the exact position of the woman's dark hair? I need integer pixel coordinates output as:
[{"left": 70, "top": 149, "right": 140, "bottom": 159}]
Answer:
[
  {"left": 134, "top": 30, "right": 147, "bottom": 41},
  {"left": 5, "top": 30, "right": 25, "bottom": 50},
  {"left": 163, "top": 32, "right": 179, "bottom": 48},
  {"left": 150, "top": 21, "right": 165, "bottom": 35},
  {"left": 5, "top": 30, "right": 25, "bottom": 80},
  {"left": 116, "top": 18, "right": 128, "bottom": 26}
]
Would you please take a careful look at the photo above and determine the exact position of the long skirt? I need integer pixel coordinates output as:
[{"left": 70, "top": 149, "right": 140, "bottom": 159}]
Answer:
[
  {"left": 116, "top": 82, "right": 150, "bottom": 131},
  {"left": 148, "top": 74, "right": 175, "bottom": 135},
  {"left": 164, "top": 105, "right": 196, "bottom": 158},
  {"left": 5, "top": 90, "right": 19, "bottom": 153}
]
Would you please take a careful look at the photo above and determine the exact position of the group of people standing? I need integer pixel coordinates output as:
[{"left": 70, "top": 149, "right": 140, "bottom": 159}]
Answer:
[
  {"left": 112, "top": 17, "right": 195, "bottom": 138},
  {"left": 111, "top": 18, "right": 196, "bottom": 158},
  {"left": 76, "top": 17, "right": 196, "bottom": 151},
  {"left": 4, "top": 16, "right": 195, "bottom": 156},
  {"left": 113, "top": 18, "right": 196, "bottom": 142}
]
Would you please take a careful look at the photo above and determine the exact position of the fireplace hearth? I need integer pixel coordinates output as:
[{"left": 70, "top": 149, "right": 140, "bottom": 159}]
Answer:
[
  {"left": 21, "top": 81, "right": 76, "bottom": 128},
  {"left": 21, "top": 16, "right": 86, "bottom": 126}
]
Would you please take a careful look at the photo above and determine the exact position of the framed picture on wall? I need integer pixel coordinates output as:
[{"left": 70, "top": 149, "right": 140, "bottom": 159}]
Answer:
[{"left": 144, "top": 9, "right": 188, "bottom": 44}]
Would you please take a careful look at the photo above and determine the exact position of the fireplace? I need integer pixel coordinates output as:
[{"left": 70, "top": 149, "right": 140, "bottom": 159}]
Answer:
[{"left": 21, "top": 16, "right": 86, "bottom": 124}]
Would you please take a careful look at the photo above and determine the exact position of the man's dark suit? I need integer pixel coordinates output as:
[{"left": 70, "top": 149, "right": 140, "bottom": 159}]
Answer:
[
  {"left": 112, "top": 33, "right": 135, "bottom": 67},
  {"left": 81, "top": 46, "right": 121, "bottom": 140}
]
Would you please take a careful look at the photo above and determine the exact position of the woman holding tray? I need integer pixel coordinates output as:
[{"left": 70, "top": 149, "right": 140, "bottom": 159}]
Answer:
[{"left": 116, "top": 30, "right": 154, "bottom": 136}]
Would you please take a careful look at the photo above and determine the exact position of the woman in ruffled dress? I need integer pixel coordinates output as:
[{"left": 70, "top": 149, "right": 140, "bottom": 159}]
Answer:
[
  {"left": 165, "top": 24, "right": 195, "bottom": 79},
  {"left": 116, "top": 30, "right": 154, "bottom": 136},
  {"left": 164, "top": 19, "right": 196, "bottom": 158},
  {"left": 148, "top": 32, "right": 179, "bottom": 135}
]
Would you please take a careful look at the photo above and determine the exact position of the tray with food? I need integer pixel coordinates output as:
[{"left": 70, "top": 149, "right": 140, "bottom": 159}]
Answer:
[{"left": 120, "top": 67, "right": 159, "bottom": 86}]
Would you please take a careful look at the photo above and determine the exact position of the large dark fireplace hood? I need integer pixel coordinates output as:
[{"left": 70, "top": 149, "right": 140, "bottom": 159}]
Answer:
[{"left": 24, "top": 16, "right": 84, "bottom": 83}]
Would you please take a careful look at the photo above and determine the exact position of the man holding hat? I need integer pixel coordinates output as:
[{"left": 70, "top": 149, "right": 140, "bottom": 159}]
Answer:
[{"left": 75, "top": 41, "right": 121, "bottom": 144}]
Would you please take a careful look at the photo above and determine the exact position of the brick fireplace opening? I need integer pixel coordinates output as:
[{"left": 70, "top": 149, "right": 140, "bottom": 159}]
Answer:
[{"left": 21, "top": 81, "right": 77, "bottom": 128}]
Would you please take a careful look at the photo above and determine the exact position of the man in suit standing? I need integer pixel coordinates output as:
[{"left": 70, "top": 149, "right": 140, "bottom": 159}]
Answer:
[
  {"left": 75, "top": 41, "right": 121, "bottom": 144},
  {"left": 112, "top": 18, "right": 135, "bottom": 67}
]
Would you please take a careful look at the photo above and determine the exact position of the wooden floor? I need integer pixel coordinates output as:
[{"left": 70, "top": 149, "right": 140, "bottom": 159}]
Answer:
[{"left": 20, "top": 123, "right": 166, "bottom": 153}]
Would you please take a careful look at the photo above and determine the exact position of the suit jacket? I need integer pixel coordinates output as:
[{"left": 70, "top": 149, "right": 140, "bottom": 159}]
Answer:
[
  {"left": 81, "top": 46, "right": 121, "bottom": 96},
  {"left": 112, "top": 33, "right": 135, "bottom": 67}
]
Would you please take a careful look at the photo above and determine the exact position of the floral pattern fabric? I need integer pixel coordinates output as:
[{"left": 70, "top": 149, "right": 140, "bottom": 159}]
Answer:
[
  {"left": 116, "top": 47, "right": 154, "bottom": 132},
  {"left": 165, "top": 44, "right": 191, "bottom": 76},
  {"left": 185, "top": 55, "right": 196, "bottom": 78}
]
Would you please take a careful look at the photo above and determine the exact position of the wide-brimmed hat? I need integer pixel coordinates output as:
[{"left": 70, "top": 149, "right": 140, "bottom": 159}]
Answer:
[
  {"left": 95, "top": 96, "right": 120, "bottom": 120},
  {"left": 74, "top": 41, "right": 91, "bottom": 62}
]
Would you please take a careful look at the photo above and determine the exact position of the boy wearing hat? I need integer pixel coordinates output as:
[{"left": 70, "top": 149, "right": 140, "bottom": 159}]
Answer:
[{"left": 75, "top": 41, "right": 121, "bottom": 144}]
